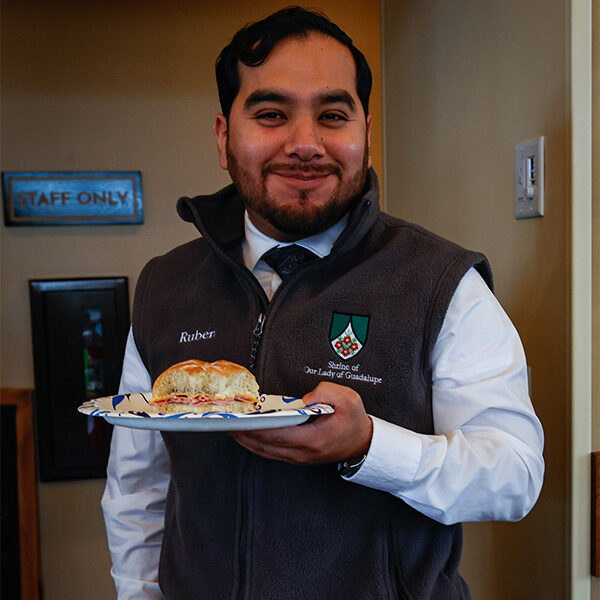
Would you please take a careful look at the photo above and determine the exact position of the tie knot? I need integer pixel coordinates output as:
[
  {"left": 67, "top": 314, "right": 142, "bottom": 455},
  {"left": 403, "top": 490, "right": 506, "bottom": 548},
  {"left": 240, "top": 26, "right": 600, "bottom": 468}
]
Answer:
[{"left": 261, "top": 244, "right": 318, "bottom": 280}]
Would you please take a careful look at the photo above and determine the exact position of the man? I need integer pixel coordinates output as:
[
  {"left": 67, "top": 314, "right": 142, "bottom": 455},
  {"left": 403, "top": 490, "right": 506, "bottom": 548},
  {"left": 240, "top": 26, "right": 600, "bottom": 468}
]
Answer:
[{"left": 102, "top": 7, "right": 544, "bottom": 600}]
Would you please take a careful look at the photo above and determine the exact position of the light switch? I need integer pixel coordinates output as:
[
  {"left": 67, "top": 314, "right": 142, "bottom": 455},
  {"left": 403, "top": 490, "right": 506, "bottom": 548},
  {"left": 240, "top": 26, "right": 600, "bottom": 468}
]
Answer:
[{"left": 515, "top": 137, "right": 544, "bottom": 219}]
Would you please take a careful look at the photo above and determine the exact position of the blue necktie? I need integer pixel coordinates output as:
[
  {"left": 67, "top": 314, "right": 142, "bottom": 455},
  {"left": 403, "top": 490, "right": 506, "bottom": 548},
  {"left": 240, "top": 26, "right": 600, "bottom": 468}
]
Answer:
[{"left": 261, "top": 244, "right": 318, "bottom": 280}]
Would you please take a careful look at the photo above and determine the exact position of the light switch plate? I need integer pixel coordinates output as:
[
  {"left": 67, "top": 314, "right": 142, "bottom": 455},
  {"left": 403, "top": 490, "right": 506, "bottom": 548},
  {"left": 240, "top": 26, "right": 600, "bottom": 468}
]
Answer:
[{"left": 515, "top": 137, "right": 544, "bottom": 219}]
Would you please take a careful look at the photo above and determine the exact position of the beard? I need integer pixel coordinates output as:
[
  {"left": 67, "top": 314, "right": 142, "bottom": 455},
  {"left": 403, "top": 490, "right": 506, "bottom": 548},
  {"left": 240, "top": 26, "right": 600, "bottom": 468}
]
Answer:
[{"left": 226, "top": 143, "right": 369, "bottom": 237}]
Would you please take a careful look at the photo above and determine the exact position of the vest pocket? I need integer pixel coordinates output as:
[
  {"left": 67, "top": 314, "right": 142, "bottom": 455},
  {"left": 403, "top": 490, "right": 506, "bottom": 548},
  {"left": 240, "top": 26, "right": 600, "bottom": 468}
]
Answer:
[
  {"left": 386, "top": 498, "right": 469, "bottom": 600},
  {"left": 386, "top": 515, "right": 412, "bottom": 600}
]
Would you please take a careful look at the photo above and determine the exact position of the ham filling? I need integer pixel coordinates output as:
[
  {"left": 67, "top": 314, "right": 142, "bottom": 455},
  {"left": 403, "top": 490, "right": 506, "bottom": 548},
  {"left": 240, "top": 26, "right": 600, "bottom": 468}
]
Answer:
[{"left": 152, "top": 393, "right": 256, "bottom": 406}]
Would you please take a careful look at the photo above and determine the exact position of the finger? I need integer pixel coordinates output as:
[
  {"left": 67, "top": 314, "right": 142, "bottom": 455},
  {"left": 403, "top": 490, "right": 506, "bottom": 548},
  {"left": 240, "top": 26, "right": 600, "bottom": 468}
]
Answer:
[
  {"left": 232, "top": 423, "right": 320, "bottom": 449},
  {"left": 232, "top": 433, "right": 306, "bottom": 464}
]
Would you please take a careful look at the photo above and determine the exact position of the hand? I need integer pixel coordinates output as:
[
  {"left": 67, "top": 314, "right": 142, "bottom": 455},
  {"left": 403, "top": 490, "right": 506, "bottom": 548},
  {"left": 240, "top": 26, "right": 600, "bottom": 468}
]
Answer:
[{"left": 229, "top": 382, "right": 373, "bottom": 465}]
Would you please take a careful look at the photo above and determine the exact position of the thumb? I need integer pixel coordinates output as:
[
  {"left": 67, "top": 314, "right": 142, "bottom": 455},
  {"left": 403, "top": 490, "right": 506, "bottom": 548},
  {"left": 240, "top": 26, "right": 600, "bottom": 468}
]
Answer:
[{"left": 303, "top": 382, "right": 359, "bottom": 410}]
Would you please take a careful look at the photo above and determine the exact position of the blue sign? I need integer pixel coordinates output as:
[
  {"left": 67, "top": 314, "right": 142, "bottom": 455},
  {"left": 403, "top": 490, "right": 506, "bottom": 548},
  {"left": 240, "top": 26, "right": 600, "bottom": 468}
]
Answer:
[{"left": 2, "top": 171, "right": 143, "bottom": 226}]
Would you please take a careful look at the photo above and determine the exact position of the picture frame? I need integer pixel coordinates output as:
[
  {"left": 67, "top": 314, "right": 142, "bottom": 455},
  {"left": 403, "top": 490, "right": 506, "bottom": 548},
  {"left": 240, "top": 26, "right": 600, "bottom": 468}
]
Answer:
[
  {"left": 1, "top": 388, "right": 42, "bottom": 600},
  {"left": 29, "top": 277, "right": 129, "bottom": 481},
  {"left": 593, "top": 451, "right": 600, "bottom": 577}
]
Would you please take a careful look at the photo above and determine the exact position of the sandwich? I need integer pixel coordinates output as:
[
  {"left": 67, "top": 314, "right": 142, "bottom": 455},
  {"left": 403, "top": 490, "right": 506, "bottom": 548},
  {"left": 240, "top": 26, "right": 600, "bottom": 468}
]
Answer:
[{"left": 150, "top": 359, "right": 261, "bottom": 413}]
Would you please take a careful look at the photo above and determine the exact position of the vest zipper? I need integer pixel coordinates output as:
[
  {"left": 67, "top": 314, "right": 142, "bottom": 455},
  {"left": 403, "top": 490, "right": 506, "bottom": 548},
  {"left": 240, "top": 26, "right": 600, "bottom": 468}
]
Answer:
[
  {"left": 237, "top": 314, "right": 264, "bottom": 598},
  {"left": 249, "top": 312, "right": 266, "bottom": 374},
  {"left": 234, "top": 452, "right": 252, "bottom": 600}
]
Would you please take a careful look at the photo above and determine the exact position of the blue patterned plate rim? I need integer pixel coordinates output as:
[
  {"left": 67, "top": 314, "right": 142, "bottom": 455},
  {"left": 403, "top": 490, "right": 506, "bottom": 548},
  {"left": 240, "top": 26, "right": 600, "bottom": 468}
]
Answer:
[{"left": 77, "top": 392, "right": 334, "bottom": 420}]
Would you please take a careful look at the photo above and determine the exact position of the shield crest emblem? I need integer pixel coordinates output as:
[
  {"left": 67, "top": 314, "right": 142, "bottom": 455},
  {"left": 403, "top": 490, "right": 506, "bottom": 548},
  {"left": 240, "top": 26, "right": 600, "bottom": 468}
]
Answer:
[{"left": 329, "top": 313, "right": 369, "bottom": 360}]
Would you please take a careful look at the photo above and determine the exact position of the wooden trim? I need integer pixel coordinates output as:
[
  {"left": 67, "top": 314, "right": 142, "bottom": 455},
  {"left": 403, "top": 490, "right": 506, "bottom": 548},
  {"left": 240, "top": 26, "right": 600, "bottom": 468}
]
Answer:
[
  {"left": 571, "top": 0, "right": 594, "bottom": 594},
  {"left": 1, "top": 388, "right": 41, "bottom": 600},
  {"left": 593, "top": 452, "right": 600, "bottom": 577}
]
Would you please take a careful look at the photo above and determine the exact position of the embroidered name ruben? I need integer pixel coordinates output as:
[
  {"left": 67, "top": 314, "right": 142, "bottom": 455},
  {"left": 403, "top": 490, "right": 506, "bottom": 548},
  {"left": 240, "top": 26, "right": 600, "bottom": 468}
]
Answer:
[{"left": 179, "top": 329, "right": 216, "bottom": 343}]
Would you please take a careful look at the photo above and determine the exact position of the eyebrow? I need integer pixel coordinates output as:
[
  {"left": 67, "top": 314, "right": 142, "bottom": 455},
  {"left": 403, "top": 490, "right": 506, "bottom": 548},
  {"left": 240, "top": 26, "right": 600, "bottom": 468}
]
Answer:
[
  {"left": 317, "top": 90, "right": 356, "bottom": 111},
  {"left": 244, "top": 90, "right": 290, "bottom": 110},
  {"left": 243, "top": 88, "right": 357, "bottom": 112}
]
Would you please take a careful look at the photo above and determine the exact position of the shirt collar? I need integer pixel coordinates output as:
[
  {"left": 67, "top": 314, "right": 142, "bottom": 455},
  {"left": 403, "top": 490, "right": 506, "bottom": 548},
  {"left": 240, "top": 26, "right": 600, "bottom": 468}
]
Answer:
[{"left": 242, "top": 210, "right": 349, "bottom": 272}]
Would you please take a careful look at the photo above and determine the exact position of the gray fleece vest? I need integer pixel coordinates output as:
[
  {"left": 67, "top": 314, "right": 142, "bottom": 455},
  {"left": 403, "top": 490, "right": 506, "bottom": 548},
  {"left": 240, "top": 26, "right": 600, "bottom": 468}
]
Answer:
[{"left": 132, "top": 170, "right": 492, "bottom": 600}]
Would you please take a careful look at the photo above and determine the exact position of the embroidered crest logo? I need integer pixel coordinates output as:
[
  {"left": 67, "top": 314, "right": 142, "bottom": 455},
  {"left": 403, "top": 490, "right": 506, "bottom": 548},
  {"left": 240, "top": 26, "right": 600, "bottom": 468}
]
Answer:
[{"left": 329, "top": 313, "right": 369, "bottom": 360}]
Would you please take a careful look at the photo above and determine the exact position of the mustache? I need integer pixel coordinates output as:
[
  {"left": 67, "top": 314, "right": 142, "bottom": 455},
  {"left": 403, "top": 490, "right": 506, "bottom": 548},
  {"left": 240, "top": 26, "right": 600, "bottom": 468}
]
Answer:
[{"left": 263, "top": 162, "right": 342, "bottom": 177}]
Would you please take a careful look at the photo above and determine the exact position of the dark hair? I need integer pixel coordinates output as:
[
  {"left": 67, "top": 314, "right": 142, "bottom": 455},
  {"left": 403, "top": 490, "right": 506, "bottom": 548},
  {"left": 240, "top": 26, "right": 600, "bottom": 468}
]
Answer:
[{"left": 215, "top": 6, "right": 372, "bottom": 120}]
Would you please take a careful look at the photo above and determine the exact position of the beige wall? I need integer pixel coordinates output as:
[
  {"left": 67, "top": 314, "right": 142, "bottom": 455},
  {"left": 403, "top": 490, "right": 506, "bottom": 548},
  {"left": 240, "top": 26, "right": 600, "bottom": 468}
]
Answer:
[
  {"left": 382, "top": 0, "right": 568, "bottom": 598},
  {"left": 593, "top": 0, "right": 599, "bottom": 597},
  {"left": 0, "top": 2, "right": 381, "bottom": 599},
  {"left": 594, "top": 0, "right": 599, "bottom": 461},
  {"left": 594, "top": 0, "right": 599, "bottom": 452}
]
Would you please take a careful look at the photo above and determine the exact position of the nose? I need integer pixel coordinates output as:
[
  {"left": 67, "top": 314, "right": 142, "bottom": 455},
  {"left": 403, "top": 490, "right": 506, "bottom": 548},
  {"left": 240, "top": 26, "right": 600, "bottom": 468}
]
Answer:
[{"left": 283, "top": 118, "right": 326, "bottom": 161}]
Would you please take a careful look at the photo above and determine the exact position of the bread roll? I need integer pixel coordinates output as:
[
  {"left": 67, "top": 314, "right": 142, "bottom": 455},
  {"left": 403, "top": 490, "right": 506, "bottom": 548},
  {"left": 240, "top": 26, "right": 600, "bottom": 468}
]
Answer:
[{"left": 151, "top": 359, "right": 260, "bottom": 414}]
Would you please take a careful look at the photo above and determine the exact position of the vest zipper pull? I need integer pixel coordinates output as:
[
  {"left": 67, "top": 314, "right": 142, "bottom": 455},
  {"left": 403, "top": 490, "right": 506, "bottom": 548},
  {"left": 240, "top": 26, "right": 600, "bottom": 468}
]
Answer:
[
  {"left": 254, "top": 313, "right": 266, "bottom": 336},
  {"left": 249, "top": 313, "right": 266, "bottom": 374}
]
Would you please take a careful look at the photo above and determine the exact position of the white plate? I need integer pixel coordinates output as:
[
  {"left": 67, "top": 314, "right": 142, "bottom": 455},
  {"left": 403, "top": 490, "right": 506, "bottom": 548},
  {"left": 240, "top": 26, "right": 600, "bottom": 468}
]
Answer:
[{"left": 78, "top": 393, "right": 334, "bottom": 432}]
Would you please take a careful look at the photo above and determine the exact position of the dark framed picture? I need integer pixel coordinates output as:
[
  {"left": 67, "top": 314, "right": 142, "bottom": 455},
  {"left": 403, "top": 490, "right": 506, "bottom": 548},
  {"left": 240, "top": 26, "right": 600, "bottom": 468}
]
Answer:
[
  {"left": 29, "top": 277, "right": 129, "bottom": 481},
  {"left": 1, "top": 388, "right": 42, "bottom": 600}
]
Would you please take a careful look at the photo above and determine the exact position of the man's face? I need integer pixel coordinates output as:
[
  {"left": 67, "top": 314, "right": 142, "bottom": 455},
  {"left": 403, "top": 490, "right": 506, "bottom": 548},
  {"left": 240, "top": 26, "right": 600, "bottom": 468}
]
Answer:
[{"left": 214, "top": 33, "right": 372, "bottom": 241}]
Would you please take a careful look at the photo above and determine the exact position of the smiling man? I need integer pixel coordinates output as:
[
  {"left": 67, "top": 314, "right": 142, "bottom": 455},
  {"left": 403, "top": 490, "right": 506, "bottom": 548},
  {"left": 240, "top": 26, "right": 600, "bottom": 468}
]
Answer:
[{"left": 102, "top": 7, "right": 544, "bottom": 600}]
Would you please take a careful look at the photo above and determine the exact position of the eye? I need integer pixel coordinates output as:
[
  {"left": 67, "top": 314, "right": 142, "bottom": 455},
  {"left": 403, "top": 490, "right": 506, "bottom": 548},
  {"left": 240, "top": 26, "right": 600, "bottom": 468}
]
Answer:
[
  {"left": 256, "top": 111, "right": 286, "bottom": 125},
  {"left": 320, "top": 112, "right": 349, "bottom": 125}
]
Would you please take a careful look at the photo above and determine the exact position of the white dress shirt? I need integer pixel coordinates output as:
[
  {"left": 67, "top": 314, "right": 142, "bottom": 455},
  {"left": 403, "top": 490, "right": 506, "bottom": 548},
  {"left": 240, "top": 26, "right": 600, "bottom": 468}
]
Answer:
[{"left": 102, "top": 211, "right": 544, "bottom": 599}]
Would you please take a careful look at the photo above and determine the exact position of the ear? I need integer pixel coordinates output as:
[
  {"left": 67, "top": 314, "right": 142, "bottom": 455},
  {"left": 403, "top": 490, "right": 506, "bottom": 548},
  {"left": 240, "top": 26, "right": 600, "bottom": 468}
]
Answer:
[
  {"left": 366, "top": 114, "right": 372, "bottom": 168},
  {"left": 214, "top": 113, "right": 229, "bottom": 170}
]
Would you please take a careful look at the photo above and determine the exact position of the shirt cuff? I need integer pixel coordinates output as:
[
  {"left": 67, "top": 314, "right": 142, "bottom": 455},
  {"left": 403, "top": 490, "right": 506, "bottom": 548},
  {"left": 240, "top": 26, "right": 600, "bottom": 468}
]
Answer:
[{"left": 342, "top": 415, "right": 422, "bottom": 493}]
